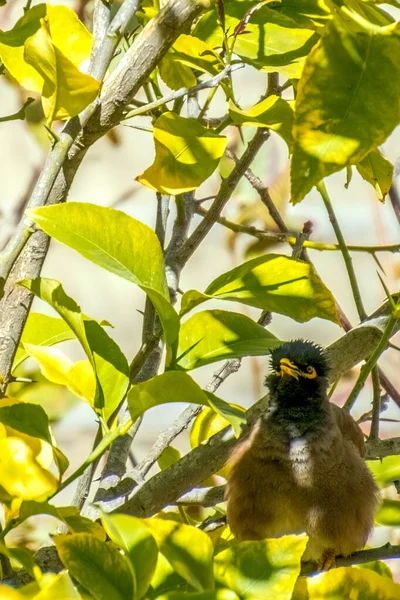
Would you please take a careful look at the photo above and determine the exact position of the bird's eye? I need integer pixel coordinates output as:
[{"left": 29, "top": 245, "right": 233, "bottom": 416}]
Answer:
[
  {"left": 304, "top": 365, "right": 317, "bottom": 378},
  {"left": 307, "top": 366, "right": 313, "bottom": 373}
]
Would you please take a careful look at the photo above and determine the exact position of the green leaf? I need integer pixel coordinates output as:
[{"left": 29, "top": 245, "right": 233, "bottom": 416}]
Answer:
[
  {"left": 180, "top": 254, "right": 339, "bottom": 324},
  {"left": 292, "top": 566, "right": 400, "bottom": 600},
  {"left": 19, "top": 278, "right": 129, "bottom": 419},
  {"left": 229, "top": 96, "right": 294, "bottom": 147},
  {"left": 356, "top": 149, "right": 394, "bottom": 201},
  {"left": 0, "top": 4, "right": 99, "bottom": 122},
  {"left": 0, "top": 436, "right": 58, "bottom": 501},
  {"left": 24, "top": 344, "right": 95, "bottom": 406},
  {"left": 375, "top": 499, "right": 400, "bottom": 526},
  {"left": 143, "top": 518, "right": 214, "bottom": 591},
  {"left": 159, "top": 34, "right": 223, "bottom": 90},
  {"left": 357, "top": 560, "right": 394, "bottom": 581},
  {"left": 0, "top": 541, "right": 39, "bottom": 580},
  {"left": 195, "top": 1, "right": 318, "bottom": 78},
  {"left": 24, "top": 18, "right": 99, "bottom": 123},
  {"left": 367, "top": 455, "right": 400, "bottom": 487},
  {"left": 102, "top": 513, "right": 158, "bottom": 600},
  {"left": 137, "top": 112, "right": 227, "bottom": 194},
  {"left": 28, "top": 203, "right": 179, "bottom": 347},
  {"left": 158, "top": 446, "right": 182, "bottom": 471},
  {"left": 54, "top": 533, "right": 134, "bottom": 600},
  {"left": 157, "top": 592, "right": 239, "bottom": 600},
  {"left": 13, "top": 312, "right": 75, "bottom": 372},
  {"left": 127, "top": 371, "right": 246, "bottom": 436},
  {"left": 176, "top": 310, "right": 281, "bottom": 370},
  {"left": 0, "top": 402, "right": 68, "bottom": 477},
  {"left": 20, "top": 501, "right": 106, "bottom": 539},
  {"left": 214, "top": 534, "right": 308, "bottom": 600},
  {"left": 290, "top": 11, "right": 400, "bottom": 203},
  {"left": 30, "top": 572, "right": 82, "bottom": 599}
]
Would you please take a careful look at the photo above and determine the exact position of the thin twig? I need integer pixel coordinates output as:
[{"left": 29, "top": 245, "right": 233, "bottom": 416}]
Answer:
[
  {"left": 179, "top": 128, "right": 271, "bottom": 266},
  {"left": 369, "top": 366, "right": 381, "bottom": 439},
  {"left": 389, "top": 183, "right": 400, "bottom": 225},
  {"left": 317, "top": 181, "right": 367, "bottom": 321},
  {"left": 0, "top": 97, "right": 34, "bottom": 123},
  {"left": 124, "top": 64, "right": 242, "bottom": 119}
]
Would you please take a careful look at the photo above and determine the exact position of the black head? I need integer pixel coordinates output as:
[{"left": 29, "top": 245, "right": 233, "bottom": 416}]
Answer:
[{"left": 265, "top": 339, "right": 331, "bottom": 408}]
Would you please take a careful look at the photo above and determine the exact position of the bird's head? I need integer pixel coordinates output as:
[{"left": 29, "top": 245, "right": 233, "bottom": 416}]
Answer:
[{"left": 265, "top": 340, "right": 331, "bottom": 408}]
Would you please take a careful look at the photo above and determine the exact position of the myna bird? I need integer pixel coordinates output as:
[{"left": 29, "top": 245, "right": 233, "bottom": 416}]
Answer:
[{"left": 226, "top": 340, "right": 380, "bottom": 569}]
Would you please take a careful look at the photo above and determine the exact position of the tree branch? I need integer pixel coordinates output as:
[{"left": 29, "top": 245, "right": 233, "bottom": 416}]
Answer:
[{"left": 0, "top": 0, "right": 208, "bottom": 395}]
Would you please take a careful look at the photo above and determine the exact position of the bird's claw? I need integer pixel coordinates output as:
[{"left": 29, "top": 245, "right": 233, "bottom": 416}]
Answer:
[{"left": 317, "top": 548, "right": 336, "bottom": 571}]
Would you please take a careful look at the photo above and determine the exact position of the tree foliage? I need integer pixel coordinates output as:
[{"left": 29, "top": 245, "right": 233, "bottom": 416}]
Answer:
[{"left": 0, "top": 0, "right": 399, "bottom": 598}]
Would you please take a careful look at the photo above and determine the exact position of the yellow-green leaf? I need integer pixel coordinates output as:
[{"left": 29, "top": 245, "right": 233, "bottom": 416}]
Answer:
[
  {"left": 214, "top": 535, "right": 308, "bottom": 600},
  {"left": 24, "top": 344, "right": 95, "bottom": 405},
  {"left": 291, "top": 10, "right": 400, "bottom": 203},
  {"left": 195, "top": 2, "right": 318, "bottom": 78},
  {"left": 159, "top": 52, "right": 196, "bottom": 90},
  {"left": 368, "top": 455, "right": 400, "bottom": 487},
  {"left": 18, "top": 277, "right": 130, "bottom": 420},
  {"left": 28, "top": 203, "right": 179, "bottom": 348},
  {"left": 144, "top": 518, "right": 214, "bottom": 591},
  {"left": 31, "top": 572, "right": 81, "bottom": 599},
  {"left": 292, "top": 566, "right": 400, "bottom": 600},
  {"left": 127, "top": 371, "right": 246, "bottom": 436},
  {"left": 137, "top": 112, "right": 227, "bottom": 194},
  {"left": 13, "top": 312, "right": 75, "bottom": 372},
  {"left": 375, "top": 499, "right": 400, "bottom": 526},
  {"left": 0, "top": 400, "right": 68, "bottom": 477},
  {"left": 0, "top": 437, "right": 58, "bottom": 501},
  {"left": 180, "top": 254, "right": 339, "bottom": 324},
  {"left": 157, "top": 592, "right": 239, "bottom": 600},
  {"left": 356, "top": 149, "right": 394, "bottom": 201},
  {"left": 176, "top": 309, "right": 281, "bottom": 370},
  {"left": 229, "top": 96, "right": 294, "bottom": 147},
  {"left": 158, "top": 446, "right": 182, "bottom": 471},
  {"left": 0, "top": 4, "right": 99, "bottom": 122},
  {"left": 102, "top": 513, "right": 158, "bottom": 600},
  {"left": 55, "top": 533, "right": 134, "bottom": 600},
  {"left": 24, "top": 19, "right": 99, "bottom": 122}
]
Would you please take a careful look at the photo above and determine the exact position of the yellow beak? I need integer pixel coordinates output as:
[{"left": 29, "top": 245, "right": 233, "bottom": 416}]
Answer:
[{"left": 278, "top": 358, "right": 300, "bottom": 380}]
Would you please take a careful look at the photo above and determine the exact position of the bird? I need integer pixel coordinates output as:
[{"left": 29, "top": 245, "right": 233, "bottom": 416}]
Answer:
[{"left": 225, "top": 339, "right": 380, "bottom": 569}]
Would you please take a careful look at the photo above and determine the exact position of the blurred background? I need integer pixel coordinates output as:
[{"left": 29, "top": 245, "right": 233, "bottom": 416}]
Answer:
[{"left": 1, "top": 0, "right": 399, "bottom": 570}]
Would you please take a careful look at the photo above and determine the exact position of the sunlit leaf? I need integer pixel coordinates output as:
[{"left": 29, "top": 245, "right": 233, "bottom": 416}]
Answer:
[
  {"left": 0, "top": 400, "right": 68, "bottom": 477},
  {"left": 127, "top": 371, "right": 246, "bottom": 436},
  {"left": 55, "top": 533, "right": 134, "bottom": 600},
  {"left": 144, "top": 518, "right": 214, "bottom": 591},
  {"left": 159, "top": 34, "right": 223, "bottom": 90},
  {"left": 28, "top": 203, "right": 179, "bottom": 347},
  {"left": 20, "top": 501, "right": 106, "bottom": 540},
  {"left": 19, "top": 277, "right": 129, "bottom": 419},
  {"left": 157, "top": 592, "right": 239, "bottom": 600},
  {"left": 24, "top": 344, "right": 95, "bottom": 405},
  {"left": 24, "top": 19, "right": 99, "bottom": 123},
  {"left": 13, "top": 313, "right": 75, "bottom": 372},
  {"left": 375, "top": 499, "right": 400, "bottom": 526},
  {"left": 229, "top": 96, "right": 294, "bottom": 147},
  {"left": 291, "top": 9, "right": 400, "bottom": 203},
  {"left": 195, "top": 2, "right": 318, "bottom": 78},
  {"left": 367, "top": 455, "right": 400, "bottom": 487},
  {"left": 176, "top": 310, "right": 281, "bottom": 370},
  {"left": 32, "top": 572, "right": 82, "bottom": 599},
  {"left": 181, "top": 254, "right": 339, "bottom": 324},
  {"left": 158, "top": 446, "right": 182, "bottom": 471},
  {"left": 214, "top": 534, "right": 308, "bottom": 600},
  {"left": 357, "top": 560, "right": 394, "bottom": 580},
  {"left": 356, "top": 149, "right": 394, "bottom": 201},
  {"left": 0, "top": 4, "right": 99, "bottom": 122},
  {"left": 292, "top": 566, "right": 400, "bottom": 599},
  {"left": 137, "top": 112, "right": 227, "bottom": 194},
  {"left": 102, "top": 513, "right": 158, "bottom": 600},
  {"left": 0, "top": 437, "right": 58, "bottom": 501}
]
